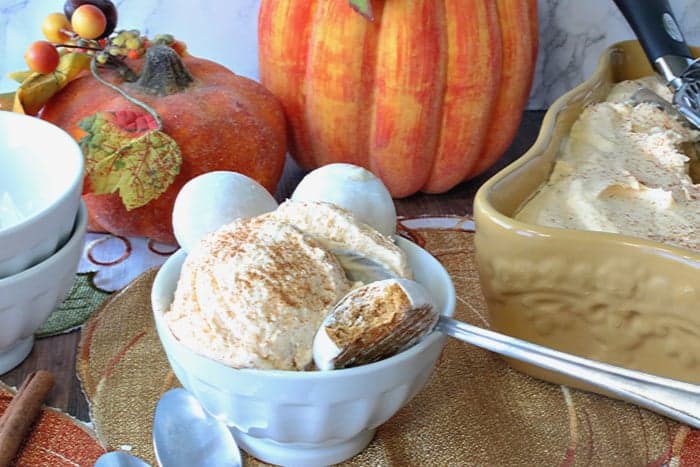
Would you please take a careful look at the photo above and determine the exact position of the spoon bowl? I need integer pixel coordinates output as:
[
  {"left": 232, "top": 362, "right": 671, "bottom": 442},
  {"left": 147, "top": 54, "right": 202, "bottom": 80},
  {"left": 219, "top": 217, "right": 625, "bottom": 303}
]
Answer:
[
  {"left": 153, "top": 388, "right": 242, "bottom": 467},
  {"left": 94, "top": 451, "right": 149, "bottom": 467},
  {"left": 331, "top": 248, "right": 397, "bottom": 283}
]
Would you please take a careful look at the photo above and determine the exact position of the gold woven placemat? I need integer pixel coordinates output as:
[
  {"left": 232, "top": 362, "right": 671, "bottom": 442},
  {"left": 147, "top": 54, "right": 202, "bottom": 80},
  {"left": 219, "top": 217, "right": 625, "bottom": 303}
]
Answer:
[{"left": 78, "top": 227, "right": 700, "bottom": 466}]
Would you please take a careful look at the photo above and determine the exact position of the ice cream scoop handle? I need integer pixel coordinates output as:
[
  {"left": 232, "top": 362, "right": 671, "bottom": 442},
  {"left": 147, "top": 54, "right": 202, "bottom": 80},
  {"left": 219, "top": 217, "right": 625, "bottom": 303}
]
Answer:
[
  {"left": 614, "top": 0, "right": 692, "bottom": 61},
  {"left": 435, "top": 315, "right": 700, "bottom": 428}
]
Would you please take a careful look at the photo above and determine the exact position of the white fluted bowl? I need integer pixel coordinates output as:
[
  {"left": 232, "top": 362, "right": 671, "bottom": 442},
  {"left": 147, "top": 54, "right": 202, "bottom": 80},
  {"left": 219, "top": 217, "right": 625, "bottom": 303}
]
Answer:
[
  {"left": 0, "top": 112, "right": 84, "bottom": 278},
  {"left": 152, "top": 237, "right": 455, "bottom": 466},
  {"left": 0, "top": 201, "right": 87, "bottom": 374}
]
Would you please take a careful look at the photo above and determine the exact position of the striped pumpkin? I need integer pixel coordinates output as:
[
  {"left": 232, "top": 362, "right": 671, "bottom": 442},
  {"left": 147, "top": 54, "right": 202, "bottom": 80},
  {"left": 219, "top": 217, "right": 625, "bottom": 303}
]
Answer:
[{"left": 258, "top": 0, "right": 538, "bottom": 197}]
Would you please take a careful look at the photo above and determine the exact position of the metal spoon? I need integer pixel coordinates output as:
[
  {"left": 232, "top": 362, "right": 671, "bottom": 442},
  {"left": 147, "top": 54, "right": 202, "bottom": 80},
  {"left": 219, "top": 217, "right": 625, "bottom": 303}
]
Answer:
[
  {"left": 315, "top": 279, "right": 700, "bottom": 429},
  {"left": 153, "top": 388, "right": 242, "bottom": 467},
  {"left": 94, "top": 451, "right": 149, "bottom": 467},
  {"left": 331, "top": 248, "right": 396, "bottom": 283}
]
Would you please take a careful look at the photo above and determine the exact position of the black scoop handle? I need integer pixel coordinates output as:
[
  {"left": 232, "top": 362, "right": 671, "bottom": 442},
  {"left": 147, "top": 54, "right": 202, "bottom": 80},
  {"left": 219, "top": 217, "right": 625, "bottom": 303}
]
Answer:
[{"left": 614, "top": 0, "right": 692, "bottom": 61}]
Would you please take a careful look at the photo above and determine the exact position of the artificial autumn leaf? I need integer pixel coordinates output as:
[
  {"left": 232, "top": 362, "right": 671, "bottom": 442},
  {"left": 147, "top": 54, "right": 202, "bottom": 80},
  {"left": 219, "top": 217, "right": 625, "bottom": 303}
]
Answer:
[
  {"left": 78, "top": 110, "right": 182, "bottom": 210},
  {"left": 349, "top": 0, "right": 374, "bottom": 20},
  {"left": 7, "top": 70, "right": 32, "bottom": 83},
  {"left": 13, "top": 52, "right": 91, "bottom": 115}
]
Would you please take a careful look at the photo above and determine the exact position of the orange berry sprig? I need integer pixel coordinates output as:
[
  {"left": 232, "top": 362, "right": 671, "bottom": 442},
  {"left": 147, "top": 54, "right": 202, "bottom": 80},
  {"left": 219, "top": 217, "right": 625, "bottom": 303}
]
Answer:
[
  {"left": 22, "top": 0, "right": 186, "bottom": 76},
  {"left": 25, "top": 1, "right": 114, "bottom": 74}
]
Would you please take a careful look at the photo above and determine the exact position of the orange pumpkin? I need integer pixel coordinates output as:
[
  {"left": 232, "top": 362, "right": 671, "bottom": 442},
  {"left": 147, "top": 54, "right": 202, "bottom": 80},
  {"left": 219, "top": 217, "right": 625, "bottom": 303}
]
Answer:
[
  {"left": 41, "top": 45, "right": 287, "bottom": 244},
  {"left": 258, "top": 0, "right": 537, "bottom": 197}
]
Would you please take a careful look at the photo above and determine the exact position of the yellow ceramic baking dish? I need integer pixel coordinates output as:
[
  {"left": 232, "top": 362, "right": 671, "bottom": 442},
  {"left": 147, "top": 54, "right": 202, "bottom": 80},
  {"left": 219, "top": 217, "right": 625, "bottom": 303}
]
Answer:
[{"left": 473, "top": 40, "right": 700, "bottom": 388}]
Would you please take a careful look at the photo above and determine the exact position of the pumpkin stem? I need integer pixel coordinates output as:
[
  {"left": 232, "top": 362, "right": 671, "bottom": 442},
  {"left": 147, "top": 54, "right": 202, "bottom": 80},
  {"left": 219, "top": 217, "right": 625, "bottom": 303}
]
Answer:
[
  {"left": 348, "top": 0, "right": 374, "bottom": 20},
  {"left": 135, "top": 44, "right": 194, "bottom": 96}
]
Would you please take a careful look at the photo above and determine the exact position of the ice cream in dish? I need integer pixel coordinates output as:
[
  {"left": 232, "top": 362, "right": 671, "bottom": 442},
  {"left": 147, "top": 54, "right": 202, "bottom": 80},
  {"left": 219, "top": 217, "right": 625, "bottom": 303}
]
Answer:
[
  {"left": 165, "top": 168, "right": 439, "bottom": 372},
  {"left": 514, "top": 76, "right": 700, "bottom": 251},
  {"left": 164, "top": 215, "right": 351, "bottom": 370}
]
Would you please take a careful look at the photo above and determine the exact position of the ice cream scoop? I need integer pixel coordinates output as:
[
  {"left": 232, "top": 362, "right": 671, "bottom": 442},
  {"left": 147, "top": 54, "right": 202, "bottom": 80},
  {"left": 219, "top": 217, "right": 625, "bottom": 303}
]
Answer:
[
  {"left": 314, "top": 279, "right": 700, "bottom": 429},
  {"left": 615, "top": 0, "right": 700, "bottom": 129}
]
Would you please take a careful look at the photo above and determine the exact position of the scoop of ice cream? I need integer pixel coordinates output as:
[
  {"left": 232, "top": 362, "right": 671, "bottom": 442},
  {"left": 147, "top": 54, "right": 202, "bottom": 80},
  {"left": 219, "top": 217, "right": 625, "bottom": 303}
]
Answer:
[
  {"left": 165, "top": 216, "right": 351, "bottom": 370},
  {"left": 515, "top": 77, "right": 700, "bottom": 251},
  {"left": 268, "top": 200, "right": 412, "bottom": 281}
]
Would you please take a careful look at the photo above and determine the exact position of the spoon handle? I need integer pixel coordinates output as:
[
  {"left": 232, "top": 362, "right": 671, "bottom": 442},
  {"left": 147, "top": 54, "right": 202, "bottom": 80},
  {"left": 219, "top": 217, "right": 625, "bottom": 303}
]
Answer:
[{"left": 435, "top": 316, "right": 700, "bottom": 428}]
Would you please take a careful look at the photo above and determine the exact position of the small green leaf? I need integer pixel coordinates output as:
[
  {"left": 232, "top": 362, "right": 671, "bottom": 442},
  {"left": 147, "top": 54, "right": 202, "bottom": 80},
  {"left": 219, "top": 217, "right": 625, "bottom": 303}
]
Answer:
[
  {"left": 79, "top": 110, "right": 182, "bottom": 210},
  {"left": 349, "top": 0, "right": 374, "bottom": 20}
]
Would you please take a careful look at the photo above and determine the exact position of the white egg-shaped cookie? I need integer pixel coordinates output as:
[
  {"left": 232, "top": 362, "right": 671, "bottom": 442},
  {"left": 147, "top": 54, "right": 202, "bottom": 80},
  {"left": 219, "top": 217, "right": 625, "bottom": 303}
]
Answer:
[
  {"left": 292, "top": 163, "right": 397, "bottom": 236},
  {"left": 172, "top": 171, "right": 277, "bottom": 252}
]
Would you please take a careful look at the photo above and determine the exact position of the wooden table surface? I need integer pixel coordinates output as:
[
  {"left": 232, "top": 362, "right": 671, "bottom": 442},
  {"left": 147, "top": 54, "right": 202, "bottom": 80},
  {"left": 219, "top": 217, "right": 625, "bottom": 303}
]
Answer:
[{"left": 0, "top": 110, "right": 546, "bottom": 423}]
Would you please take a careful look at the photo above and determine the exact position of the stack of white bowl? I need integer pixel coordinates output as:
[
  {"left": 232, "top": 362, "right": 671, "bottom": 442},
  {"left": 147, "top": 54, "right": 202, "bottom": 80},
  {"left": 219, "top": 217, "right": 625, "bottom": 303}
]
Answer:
[{"left": 0, "top": 111, "right": 86, "bottom": 375}]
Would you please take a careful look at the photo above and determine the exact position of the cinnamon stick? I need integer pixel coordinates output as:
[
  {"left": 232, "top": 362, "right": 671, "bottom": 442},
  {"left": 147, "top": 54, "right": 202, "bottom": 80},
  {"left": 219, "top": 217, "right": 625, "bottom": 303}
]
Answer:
[{"left": 0, "top": 371, "right": 55, "bottom": 467}]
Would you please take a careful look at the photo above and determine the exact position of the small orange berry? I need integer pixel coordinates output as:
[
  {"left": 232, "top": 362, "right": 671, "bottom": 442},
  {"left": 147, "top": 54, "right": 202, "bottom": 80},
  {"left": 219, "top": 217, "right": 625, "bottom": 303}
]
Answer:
[
  {"left": 24, "top": 41, "right": 60, "bottom": 74},
  {"left": 42, "top": 12, "right": 72, "bottom": 43},
  {"left": 71, "top": 4, "right": 106, "bottom": 40}
]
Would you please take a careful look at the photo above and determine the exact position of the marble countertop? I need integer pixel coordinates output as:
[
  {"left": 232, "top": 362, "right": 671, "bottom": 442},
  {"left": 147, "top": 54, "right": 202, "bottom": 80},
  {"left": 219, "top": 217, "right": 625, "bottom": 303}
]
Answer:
[{"left": 1, "top": 0, "right": 699, "bottom": 108}]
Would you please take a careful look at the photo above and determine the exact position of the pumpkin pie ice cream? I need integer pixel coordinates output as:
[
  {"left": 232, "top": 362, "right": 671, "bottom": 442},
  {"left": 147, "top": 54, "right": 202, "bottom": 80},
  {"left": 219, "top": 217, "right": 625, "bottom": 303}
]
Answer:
[
  {"left": 515, "top": 76, "right": 700, "bottom": 251},
  {"left": 164, "top": 216, "right": 351, "bottom": 370}
]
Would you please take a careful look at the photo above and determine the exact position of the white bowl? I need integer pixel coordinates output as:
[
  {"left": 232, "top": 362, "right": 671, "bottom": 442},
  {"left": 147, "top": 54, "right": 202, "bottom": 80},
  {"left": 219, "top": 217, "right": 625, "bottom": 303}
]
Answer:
[
  {"left": 0, "top": 112, "right": 84, "bottom": 278},
  {"left": 0, "top": 201, "right": 87, "bottom": 374},
  {"left": 152, "top": 237, "right": 455, "bottom": 466}
]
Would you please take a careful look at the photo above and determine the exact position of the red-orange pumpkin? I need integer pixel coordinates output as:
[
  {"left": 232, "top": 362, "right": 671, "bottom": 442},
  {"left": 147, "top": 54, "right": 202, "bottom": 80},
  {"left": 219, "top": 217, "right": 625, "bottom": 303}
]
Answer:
[
  {"left": 41, "top": 45, "right": 287, "bottom": 244},
  {"left": 258, "top": 0, "right": 538, "bottom": 197}
]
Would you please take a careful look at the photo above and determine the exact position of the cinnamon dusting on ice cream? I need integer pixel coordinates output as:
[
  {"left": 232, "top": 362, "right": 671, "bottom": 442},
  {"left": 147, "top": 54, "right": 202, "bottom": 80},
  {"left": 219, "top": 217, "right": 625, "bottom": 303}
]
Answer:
[
  {"left": 164, "top": 216, "right": 351, "bottom": 370},
  {"left": 515, "top": 76, "right": 700, "bottom": 251}
]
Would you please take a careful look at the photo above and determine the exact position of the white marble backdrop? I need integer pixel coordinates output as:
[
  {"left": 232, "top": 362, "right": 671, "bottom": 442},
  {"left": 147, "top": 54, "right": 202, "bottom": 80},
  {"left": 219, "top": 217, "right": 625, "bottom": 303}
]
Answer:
[
  {"left": 0, "top": 0, "right": 262, "bottom": 91},
  {"left": 1, "top": 0, "right": 700, "bottom": 108},
  {"left": 532, "top": 0, "right": 700, "bottom": 108}
]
